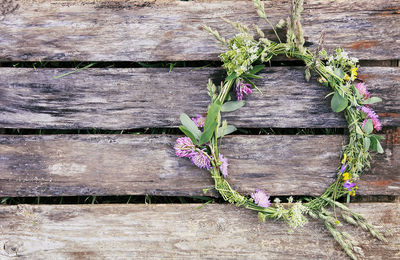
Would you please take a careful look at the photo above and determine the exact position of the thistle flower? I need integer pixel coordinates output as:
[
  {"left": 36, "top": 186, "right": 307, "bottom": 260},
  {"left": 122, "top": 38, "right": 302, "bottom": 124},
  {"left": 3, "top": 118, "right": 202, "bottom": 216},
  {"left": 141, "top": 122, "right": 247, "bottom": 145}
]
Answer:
[
  {"left": 236, "top": 81, "right": 253, "bottom": 101},
  {"left": 219, "top": 153, "right": 229, "bottom": 178},
  {"left": 192, "top": 114, "right": 206, "bottom": 128},
  {"left": 343, "top": 180, "right": 356, "bottom": 191},
  {"left": 359, "top": 106, "right": 382, "bottom": 131},
  {"left": 190, "top": 150, "right": 212, "bottom": 170},
  {"left": 251, "top": 189, "right": 270, "bottom": 208},
  {"left": 174, "top": 137, "right": 196, "bottom": 158},
  {"left": 355, "top": 82, "right": 370, "bottom": 100}
]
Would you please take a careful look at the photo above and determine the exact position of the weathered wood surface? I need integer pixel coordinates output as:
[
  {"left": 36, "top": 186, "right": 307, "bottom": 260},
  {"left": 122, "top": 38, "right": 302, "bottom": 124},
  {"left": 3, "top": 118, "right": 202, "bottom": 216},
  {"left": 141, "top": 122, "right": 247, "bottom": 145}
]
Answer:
[
  {"left": 0, "top": 0, "right": 399, "bottom": 61},
  {"left": 1, "top": 133, "right": 398, "bottom": 197},
  {"left": 1, "top": 67, "right": 399, "bottom": 129},
  {"left": 0, "top": 203, "right": 398, "bottom": 259}
]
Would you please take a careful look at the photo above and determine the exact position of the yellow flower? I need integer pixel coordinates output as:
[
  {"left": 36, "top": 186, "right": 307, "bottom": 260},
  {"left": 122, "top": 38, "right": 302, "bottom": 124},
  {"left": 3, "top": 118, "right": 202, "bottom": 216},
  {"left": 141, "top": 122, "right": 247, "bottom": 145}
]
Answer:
[
  {"left": 344, "top": 74, "right": 350, "bottom": 81},
  {"left": 349, "top": 190, "right": 356, "bottom": 196},
  {"left": 350, "top": 67, "right": 358, "bottom": 81},
  {"left": 341, "top": 154, "right": 347, "bottom": 164},
  {"left": 342, "top": 172, "right": 351, "bottom": 181}
]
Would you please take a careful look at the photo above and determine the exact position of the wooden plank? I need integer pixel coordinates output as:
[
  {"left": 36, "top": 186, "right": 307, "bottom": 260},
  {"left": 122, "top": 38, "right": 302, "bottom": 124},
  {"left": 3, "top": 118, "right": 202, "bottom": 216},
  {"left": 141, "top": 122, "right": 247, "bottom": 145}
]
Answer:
[
  {"left": 0, "top": 133, "right": 398, "bottom": 197},
  {"left": 0, "top": 203, "right": 398, "bottom": 259},
  {"left": 1, "top": 67, "right": 399, "bottom": 129},
  {"left": 0, "top": 0, "right": 399, "bottom": 61}
]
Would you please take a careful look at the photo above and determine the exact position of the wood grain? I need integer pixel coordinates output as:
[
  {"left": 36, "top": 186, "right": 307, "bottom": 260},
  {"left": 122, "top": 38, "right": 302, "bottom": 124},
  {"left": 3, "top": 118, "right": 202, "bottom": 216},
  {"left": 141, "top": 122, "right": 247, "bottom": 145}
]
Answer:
[
  {"left": 0, "top": 203, "right": 398, "bottom": 259},
  {"left": 1, "top": 67, "right": 399, "bottom": 129},
  {"left": 0, "top": 133, "right": 398, "bottom": 197},
  {"left": 0, "top": 0, "right": 399, "bottom": 61}
]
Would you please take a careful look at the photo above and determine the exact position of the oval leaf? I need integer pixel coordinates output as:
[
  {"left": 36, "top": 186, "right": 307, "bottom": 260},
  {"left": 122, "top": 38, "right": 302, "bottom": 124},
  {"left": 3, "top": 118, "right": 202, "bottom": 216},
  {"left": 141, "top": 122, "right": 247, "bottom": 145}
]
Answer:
[
  {"left": 331, "top": 92, "right": 348, "bottom": 113},
  {"left": 363, "top": 119, "right": 373, "bottom": 135},
  {"left": 180, "top": 113, "right": 202, "bottom": 140},
  {"left": 217, "top": 125, "right": 237, "bottom": 138},
  {"left": 179, "top": 126, "right": 199, "bottom": 145},
  {"left": 362, "top": 97, "right": 382, "bottom": 105},
  {"left": 221, "top": 101, "right": 245, "bottom": 112}
]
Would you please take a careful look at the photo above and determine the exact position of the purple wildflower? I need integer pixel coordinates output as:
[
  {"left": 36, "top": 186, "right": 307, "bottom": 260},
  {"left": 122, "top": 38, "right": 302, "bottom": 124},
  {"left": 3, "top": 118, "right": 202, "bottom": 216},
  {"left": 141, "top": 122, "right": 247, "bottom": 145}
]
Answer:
[
  {"left": 174, "top": 137, "right": 195, "bottom": 158},
  {"left": 343, "top": 180, "right": 356, "bottom": 191},
  {"left": 219, "top": 154, "right": 229, "bottom": 178},
  {"left": 340, "top": 164, "right": 347, "bottom": 174},
  {"left": 359, "top": 106, "right": 382, "bottom": 131},
  {"left": 192, "top": 115, "right": 206, "bottom": 128},
  {"left": 251, "top": 189, "right": 271, "bottom": 208},
  {"left": 355, "top": 83, "right": 370, "bottom": 100},
  {"left": 236, "top": 82, "right": 253, "bottom": 101},
  {"left": 190, "top": 150, "right": 211, "bottom": 170}
]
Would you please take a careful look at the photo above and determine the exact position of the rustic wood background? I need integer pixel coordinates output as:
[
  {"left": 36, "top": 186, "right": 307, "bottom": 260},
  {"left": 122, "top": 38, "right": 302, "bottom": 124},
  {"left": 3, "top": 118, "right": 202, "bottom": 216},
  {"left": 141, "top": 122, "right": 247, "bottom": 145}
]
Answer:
[{"left": 0, "top": 0, "right": 399, "bottom": 259}]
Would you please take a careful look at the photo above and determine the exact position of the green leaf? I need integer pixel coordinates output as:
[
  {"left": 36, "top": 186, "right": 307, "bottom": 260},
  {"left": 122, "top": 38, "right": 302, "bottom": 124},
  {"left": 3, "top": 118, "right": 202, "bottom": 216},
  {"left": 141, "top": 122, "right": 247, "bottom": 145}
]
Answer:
[
  {"left": 371, "top": 134, "right": 385, "bottom": 141},
  {"left": 331, "top": 92, "right": 348, "bottom": 112},
  {"left": 355, "top": 124, "right": 364, "bottom": 136},
  {"left": 178, "top": 126, "right": 199, "bottom": 145},
  {"left": 200, "top": 102, "right": 222, "bottom": 144},
  {"left": 333, "top": 67, "right": 345, "bottom": 79},
  {"left": 363, "top": 119, "right": 373, "bottom": 134},
  {"left": 248, "top": 64, "right": 265, "bottom": 75},
  {"left": 369, "top": 136, "right": 384, "bottom": 154},
  {"left": 217, "top": 125, "right": 237, "bottom": 138},
  {"left": 179, "top": 113, "right": 202, "bottom": 140},
  {"left": 243, "top": 74, "right": 263, "bottom": 79},
  {"left": 362, "top": 97, "right": 382, "bottom": 105},
  {"left": 364, "top": 136, "right": 371, "bottom": 151},
  {"left": 376, "top": 140, "right": 384, "bottom": 153},
  {"left": 221, "top": 100, "right": 245, "bottom": 112},
  {"left": 225, "top": 72, "right": 237, "bottom": 82}
]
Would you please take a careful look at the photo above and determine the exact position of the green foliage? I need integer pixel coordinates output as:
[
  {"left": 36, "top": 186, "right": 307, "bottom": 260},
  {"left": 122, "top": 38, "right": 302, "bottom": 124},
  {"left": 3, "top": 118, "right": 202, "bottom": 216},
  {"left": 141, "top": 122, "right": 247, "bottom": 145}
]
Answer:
[
  {"left": 331, "top": 92, "right": 348, "bottom": 112},
  {"left": 221, "top": 100, "right": 245, "bottom": 112},
  {"left": 179, "top": 113, "right": 202, "bottom": 140},
  {"left": 199, "top": 102, "right": 222, "bottom": 144}
]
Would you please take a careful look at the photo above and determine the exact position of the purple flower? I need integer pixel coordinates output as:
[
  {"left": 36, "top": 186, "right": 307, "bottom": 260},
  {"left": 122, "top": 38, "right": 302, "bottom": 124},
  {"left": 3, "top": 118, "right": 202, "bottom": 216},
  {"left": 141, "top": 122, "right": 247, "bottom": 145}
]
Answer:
[
  {"left": 358, "top": 106, "right": 382, "bottom": 131},
  {"left": 355, "top": 83, "right": 370, "bottom": 100},
  {"left": 236, "top": 82, "right": 253, "bottom": 101},
  {"left": 340, "top": 164, "right": 347, "bottom": 174},
  {"left": 343, "top": 180, "right": 356, "bottom": 191},
  {"left": 190, "top": 150, "right": 211, "bottom": 170},
  {"left": 192, "top": 115, "right": 206, "bottom": 128},
  {"left": 251, "top": 189, "right": 271, "bottom": 208},
  {"left": 219, "top": 154, "right": 229, "bottom": 178},
  {"left": 174, "top": 137, "right": 195, "bottom": 158}
]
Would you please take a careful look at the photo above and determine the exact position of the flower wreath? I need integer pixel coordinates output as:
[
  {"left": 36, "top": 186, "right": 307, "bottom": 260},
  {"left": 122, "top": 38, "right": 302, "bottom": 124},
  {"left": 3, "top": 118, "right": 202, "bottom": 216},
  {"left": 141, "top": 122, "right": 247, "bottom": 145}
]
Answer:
[{"left": 174, "top": 0, "right": 386, "bottom": 258}]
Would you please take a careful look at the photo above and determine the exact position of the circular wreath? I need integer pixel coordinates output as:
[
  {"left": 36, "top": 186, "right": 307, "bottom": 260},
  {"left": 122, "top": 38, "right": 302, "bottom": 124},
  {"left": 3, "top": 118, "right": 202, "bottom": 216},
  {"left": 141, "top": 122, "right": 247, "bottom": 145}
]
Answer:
[{"left": 174, "top": 0, "right": 386, "bottom": 259}]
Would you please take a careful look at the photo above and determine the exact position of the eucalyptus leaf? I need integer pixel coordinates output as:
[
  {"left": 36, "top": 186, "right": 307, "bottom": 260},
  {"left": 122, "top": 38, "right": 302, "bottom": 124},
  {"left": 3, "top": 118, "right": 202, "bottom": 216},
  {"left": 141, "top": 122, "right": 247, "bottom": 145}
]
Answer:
[
  {"left": 179, "top": 126, "right": 199, "bottom": 145},
  {"left": 179, "top": 113, "right": 202, "bottom": 139},
  {"left": 217, "top": 125, "right": 237, "bottom": 138},
  {"left": 331, "top": 92, "right": 348, "bottom": 112},
  {"left": 200, "top": 102, "right": 222, "bottom": 144},
  {"left": 362, "top": 97, "right": 382, "bottom": 105},
  {"left": 221, "top": 100, "right": 245, "bottom": 112},
  {"left": 363, "top": 119, "right": 373, "bottom": 135}
]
